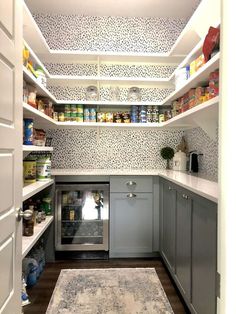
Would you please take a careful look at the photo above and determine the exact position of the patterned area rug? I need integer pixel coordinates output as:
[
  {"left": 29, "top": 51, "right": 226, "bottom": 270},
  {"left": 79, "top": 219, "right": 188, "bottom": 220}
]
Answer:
[{"left": 46, "top": 268, "right": 174, "bottom": 314}]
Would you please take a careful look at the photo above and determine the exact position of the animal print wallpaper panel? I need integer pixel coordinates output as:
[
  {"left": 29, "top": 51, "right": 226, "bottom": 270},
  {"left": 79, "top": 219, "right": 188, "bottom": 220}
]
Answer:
[
  {"left": 33, "top": 14, "right": 187, "bottom": 53},
  {"left": 47, "top": 127, "right": 218, "bottom": 181}
]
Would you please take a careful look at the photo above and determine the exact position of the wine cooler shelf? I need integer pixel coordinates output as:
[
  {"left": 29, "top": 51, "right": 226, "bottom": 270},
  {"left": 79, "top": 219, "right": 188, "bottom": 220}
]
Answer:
[{"left": 55, "top": 183, "right": 109, "bottom": 251}]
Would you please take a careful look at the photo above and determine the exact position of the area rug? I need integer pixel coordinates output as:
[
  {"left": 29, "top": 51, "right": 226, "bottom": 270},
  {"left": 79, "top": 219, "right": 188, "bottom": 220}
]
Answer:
[{"left": 46, "top": 268, "right": 174, "bottom": 314}]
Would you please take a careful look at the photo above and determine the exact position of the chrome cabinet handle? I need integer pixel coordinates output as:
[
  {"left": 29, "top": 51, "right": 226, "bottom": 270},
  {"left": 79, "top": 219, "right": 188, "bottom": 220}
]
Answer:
[
  {"left": 126, "top": 181, "right": 137, "bottom": 186},
  {"left": 16, "top": 208, "right": 33, "bottom": 221},
  {"left": 127, "top": 193, "right": 137, "bottom": 198},
  {"left": 182, "top": 194, "right": 188, "bottom": 200},
  {"left": 168, "top": 186, "right": 172, "bottom": 190}
]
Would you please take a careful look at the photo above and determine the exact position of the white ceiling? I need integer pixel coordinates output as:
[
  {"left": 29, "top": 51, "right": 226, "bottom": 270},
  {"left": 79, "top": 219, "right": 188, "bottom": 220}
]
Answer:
[{"left": 25, "top": 0, "right": 201, "bottom": 19}]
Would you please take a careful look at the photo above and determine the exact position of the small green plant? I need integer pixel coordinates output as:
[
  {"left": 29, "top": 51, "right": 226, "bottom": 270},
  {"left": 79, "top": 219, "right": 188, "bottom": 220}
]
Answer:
[{"left": 160, "top": 146, "right": 174, "bottom": 169}]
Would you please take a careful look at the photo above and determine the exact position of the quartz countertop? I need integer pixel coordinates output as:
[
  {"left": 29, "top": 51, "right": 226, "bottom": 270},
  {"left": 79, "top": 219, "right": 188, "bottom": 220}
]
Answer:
[{"left": 51, "top": 168, "right": 218, "bottom": 203}]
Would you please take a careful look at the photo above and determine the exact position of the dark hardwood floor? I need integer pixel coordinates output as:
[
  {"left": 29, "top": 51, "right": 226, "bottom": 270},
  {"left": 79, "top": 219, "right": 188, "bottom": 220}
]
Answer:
[{"left": 23, "top": 258, "right": 189, "bottom": 314}]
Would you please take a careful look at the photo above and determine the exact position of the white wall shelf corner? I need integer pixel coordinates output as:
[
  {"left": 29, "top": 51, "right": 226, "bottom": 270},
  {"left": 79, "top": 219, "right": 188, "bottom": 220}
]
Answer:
[
  {"left": 23, "top": 145, "right": 53, "bottom": 152},
  {"left": 22, "top": 216, "right": 54, "bottom": 258},
  {"left": 23, "top": 179, "right": 54, "bottom": 202}
]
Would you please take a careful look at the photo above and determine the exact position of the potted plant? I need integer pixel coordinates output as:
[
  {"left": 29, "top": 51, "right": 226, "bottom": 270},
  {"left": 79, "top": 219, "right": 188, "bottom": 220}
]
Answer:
[{"left": 160, "top": 146, "right": 174, "bottom": 169}]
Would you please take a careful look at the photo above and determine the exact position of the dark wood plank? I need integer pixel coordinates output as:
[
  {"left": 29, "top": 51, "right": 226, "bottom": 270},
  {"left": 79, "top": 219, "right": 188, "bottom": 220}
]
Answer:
[{"left": 23, "top": 258, "right": 189, "bottom": 314}]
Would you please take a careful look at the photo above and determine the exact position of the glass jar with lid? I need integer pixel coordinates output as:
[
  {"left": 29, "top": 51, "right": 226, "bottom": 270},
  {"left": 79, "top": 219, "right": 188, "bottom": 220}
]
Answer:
[
  {"left": 128, "top": 87, "right": 141, "bottom": 102},
  {"left": 86, "top": 86, "right": 99, "bottom": 101}
]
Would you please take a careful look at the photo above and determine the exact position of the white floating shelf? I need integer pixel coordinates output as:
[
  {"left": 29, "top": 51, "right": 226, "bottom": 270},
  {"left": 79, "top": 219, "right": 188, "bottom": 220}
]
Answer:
[
  {"left": 56, "top": 100, "right": 162, "bottom": 106},
  {"left": 23, "top": 145, "right": 53, "bottom": 152},
  {"left": 22, "top": 179, "right": 54, "bottom": 202},
  {"left": 22, "top": 216, "right": 54, "bottom": 258},
  {"left": 48, "top": 75, "right": 173, "bottom": 87},
  {"left": 161, "top": 96, "right": 219, "bottom": 127},
  {"left": 161, "top": 52, "right": 220, "bottom": 106},
  {"left": 56, "top": 121, "right": 161, "bottom": 128},
  {"left": 23, "top": 1, "right": 50, "bottom": 54},
  {"left": 23, "top": 67, "right": 57, "bottom": 103}
]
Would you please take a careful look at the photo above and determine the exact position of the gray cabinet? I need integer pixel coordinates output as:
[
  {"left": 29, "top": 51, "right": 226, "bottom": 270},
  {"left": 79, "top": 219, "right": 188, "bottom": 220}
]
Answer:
[
  {"left": 191, "top": 196, "right": 217, "bottom": 314},
  {"left": 159, "top": 178, "right": 217, "bottom": 314},
  {"left": 110, "top": 176, "right": 153, "bottom": 258},
  {"left": 175, "top": 188, "right": 191, "bottom": 302},
  {"left": 160, "top": 181, "right": 176, "bottom": 272}
]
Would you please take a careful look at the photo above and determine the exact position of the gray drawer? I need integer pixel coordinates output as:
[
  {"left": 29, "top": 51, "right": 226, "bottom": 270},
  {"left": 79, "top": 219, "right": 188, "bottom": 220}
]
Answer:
[{"left": 110, "top": 176, "right": 153, "bottom": 193}]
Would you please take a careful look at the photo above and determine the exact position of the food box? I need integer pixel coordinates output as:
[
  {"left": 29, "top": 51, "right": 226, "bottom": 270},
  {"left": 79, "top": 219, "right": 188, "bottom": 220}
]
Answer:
[
  {"left": 188, "top": 88, "right": 196, "bottom": 109},
  {"left": 195, "top": 87, "right": 206, "bottom": 105},
  {"left": 195, "top": 54, "right": 206, "bottom": 72}
]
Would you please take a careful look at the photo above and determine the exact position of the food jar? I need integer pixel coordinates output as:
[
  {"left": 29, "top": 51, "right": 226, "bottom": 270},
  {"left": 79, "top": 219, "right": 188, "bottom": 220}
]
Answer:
[{"left": 23, "top": 118, "right": 34, "bottom": 145}]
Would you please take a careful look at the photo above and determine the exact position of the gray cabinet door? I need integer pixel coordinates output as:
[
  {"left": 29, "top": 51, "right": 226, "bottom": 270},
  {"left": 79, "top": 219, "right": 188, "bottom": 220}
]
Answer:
[
  {"left": 161, "top": 181, "right": 176, "bottom": 272},
  {"left": 110, "top": 193, "right": 153, "bottom": 257},
  {"left": 191, "top": 196, "right": 217, "bottom": 314},
  {"left": 175, "top": 190, "right": 191, "bottom": 302}
]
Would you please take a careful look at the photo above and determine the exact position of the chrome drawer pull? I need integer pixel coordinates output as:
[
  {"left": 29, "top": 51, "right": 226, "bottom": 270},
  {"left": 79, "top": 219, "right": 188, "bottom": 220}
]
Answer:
[
  {"left": 182, "top": 194, "right": 188, "bottom": 199},
  {"left": 168, "top": 186, "right": 172, "bottom": 190},
  {"left": 127, "top": 193, "right": 137, "bottom": 198},
  {"left": 126, "top": 181, "right": 137, "bottom": 186}
]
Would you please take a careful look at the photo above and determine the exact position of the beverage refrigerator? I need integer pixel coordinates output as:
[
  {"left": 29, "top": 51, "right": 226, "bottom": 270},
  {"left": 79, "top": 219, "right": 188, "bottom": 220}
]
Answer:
[{"left": 55, "top": 183, "right": 109, "bottom": 251}]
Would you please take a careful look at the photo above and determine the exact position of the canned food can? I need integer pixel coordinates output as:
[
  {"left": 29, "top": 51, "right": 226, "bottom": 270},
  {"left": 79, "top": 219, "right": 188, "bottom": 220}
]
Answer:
[
  {"left": 106, "top": 112, "right": 114, "bottom": 123},
  {"left": 23, "top": 160, "right": 36, "bottom": 183},
  {"left": 23, "top": 118, "right": 34, "bottom": 145},
  {"left": 159, "top": 114, "right": 165, "bottom": 123},
  {"left": 122, "top": 112, "right": 131, "bottom": 123},
  {"left": 76, "top": 113, "right": 84, "bottom": 123},
  {"left": 70, "top": 112, "right": 77, "bottom": 122},
  {"left": 114, "top": 112, "right": 122, "bottom": 123},
  {"left": 64, "top": 112, "right": 71, "bottom": 122},
  {"left": 58, "top": 112, "right": 65, "bottom": 122},
  {"left": 53, "top": 112, "right": 58, "bottom": 121},
  {"left": 64, "top": 104, "right": 71, "bottom": 113},
  {"left": 77, "top": 105, "right": 83, "bottom": 113},
  {"left": 84, "top": 108, "right": 90, "bottom": 122},
  {"left": 70, "top": 104, "right": 77, "bottom": 113},
  {"left": 97, "top": 112, "right": 106, "bottom": 123}
]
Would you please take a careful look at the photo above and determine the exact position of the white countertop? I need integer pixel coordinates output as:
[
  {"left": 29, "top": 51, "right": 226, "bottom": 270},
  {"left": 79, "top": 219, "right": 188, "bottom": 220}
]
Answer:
[{"left": 51, "top": 168, "right": 218, "bottom": 203}]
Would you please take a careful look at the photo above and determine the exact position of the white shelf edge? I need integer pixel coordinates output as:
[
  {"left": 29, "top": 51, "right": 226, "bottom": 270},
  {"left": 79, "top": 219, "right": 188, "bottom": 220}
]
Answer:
[
  {"left": 23, "top": 67, "right": 57, "bottom": 103},
  {"left": 56, "top": 122, "right": 161, "bottom": 128},
  {"left": 23, "top": 145, "right": 53, "bottom": 152},
  {"left": 22, "top": 216, "right": 54, "bottom": 258},
  {"left": 56, "top": 100, "right": 162, "bottom": 106},
  {"left": 161, "top": 52, "right": 220, "bottom": 106},
  {"left": 22, "top": 179, "right": 54, "bottom": 202},
  {"left": 49, "top": 75, "right": 172, "bottom": 84}
]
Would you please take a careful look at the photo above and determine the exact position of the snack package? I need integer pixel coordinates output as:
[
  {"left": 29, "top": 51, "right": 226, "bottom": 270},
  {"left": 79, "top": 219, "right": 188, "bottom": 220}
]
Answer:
[
  {"left": 195, "top": 54, "right": 206, "bottom": 72},
  {"left": 203, "top": 26, "right": 220, "bottom": 62}
]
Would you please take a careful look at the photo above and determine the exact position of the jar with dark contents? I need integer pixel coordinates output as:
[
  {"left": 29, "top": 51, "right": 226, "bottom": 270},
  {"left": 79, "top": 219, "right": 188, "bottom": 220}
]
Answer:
[
  {"left": 122, "top": 112, "right": 131, "bottom": 123},
  {"left": 164, "top": 110, "right": 172, "bottom": 121},
  {"left": 114, "top": 112, "right": 123, "bottom": 123}
]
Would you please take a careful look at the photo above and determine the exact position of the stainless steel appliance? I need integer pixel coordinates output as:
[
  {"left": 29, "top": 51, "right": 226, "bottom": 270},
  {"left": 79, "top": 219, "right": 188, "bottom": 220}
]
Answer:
[{"left": 55, "top": 183, "right": 109, "bottom": 251}]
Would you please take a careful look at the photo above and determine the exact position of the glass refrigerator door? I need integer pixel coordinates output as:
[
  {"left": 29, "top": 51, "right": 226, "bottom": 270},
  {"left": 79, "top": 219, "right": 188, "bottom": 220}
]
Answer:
[{"left": 56, "top": 184, "right": 109, "bottom": 251}]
